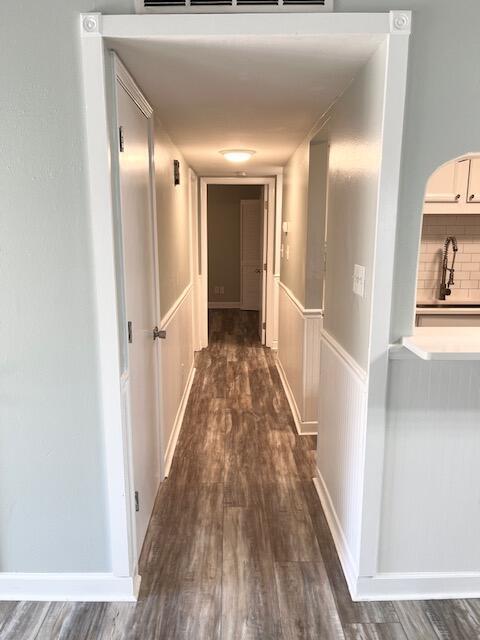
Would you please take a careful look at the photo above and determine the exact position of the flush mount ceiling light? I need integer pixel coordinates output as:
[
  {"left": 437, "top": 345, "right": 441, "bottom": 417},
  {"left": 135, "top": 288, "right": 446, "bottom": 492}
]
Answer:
[{"left": 220, "top": 149, "right": 256, "bottom": 163}]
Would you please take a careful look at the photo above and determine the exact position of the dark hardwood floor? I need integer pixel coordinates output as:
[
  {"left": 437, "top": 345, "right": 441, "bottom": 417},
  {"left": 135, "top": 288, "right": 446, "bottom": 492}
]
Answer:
[{"left": 1, "top": 309, "right": 479, "bottom": 639}]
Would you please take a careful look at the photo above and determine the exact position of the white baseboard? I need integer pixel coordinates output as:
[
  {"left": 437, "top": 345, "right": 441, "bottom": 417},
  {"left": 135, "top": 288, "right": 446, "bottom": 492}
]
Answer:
[
  {"left": 0, "top": 572, "right": 141, "bottom": 602},
  {"left": 208, "top": 301, "right": 240, "bottom": 309},
  {"left": 276, "top": 357, "right": 318, "bottom": 435},
  {"left": 312, "top": 472, "right": 358, "bottom": 596},
  {"left": 164, "top": 364, "right": 196, "bottom": 477},
  {"left": 313, "top": 471, "right": 480, "bottom": 602},
  {"left": 356, "top": 573, "right": 480, "bottom": 602}
]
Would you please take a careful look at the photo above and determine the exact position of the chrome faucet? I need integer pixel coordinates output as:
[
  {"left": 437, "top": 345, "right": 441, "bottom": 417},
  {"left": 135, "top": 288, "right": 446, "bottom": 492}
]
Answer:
[{"left": 439, "top": 236, "right": 458, "bottom": 300}]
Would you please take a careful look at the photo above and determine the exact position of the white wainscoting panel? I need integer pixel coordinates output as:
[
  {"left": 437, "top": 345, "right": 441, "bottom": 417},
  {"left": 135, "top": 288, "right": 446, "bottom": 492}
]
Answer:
[
  {"left": 378, "top": 358, "right": 480, "bottom": 576},
  {"left": 277, "top": 282, "right": 322, "bottom": 434},
  {"left": 160, "top": 284, "right": 195, "bottom": 475},
  {"left": 316, "top": 332, "right": 367, "bottom": 585}
]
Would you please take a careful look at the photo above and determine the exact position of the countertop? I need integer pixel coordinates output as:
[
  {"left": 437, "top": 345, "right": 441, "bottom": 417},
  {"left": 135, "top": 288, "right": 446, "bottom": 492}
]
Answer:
[
  {"left": 402, "top": 327, "right": 480, "bottom": 360},
  {"left": 416, "top": 306, "right": 480, "bottom": 315}
]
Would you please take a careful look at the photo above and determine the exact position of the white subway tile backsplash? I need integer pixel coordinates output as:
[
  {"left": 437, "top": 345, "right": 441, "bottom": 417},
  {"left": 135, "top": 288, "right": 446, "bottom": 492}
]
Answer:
[{"left": 417, "top": 214, "right": 480, "bottom": 302}]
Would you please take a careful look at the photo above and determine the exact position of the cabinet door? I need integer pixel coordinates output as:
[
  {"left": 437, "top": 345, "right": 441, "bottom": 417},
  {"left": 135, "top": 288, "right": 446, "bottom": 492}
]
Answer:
[
  {"left": 424, "top": 159, "right": 469, "bottom": 203},
  {"left": 467, "top": 157, "right": 480, "bottom": 204}
]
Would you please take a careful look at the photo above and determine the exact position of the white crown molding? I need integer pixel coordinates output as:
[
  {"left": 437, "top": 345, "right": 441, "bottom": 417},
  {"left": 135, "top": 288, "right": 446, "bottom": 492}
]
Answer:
[
  {"left": 80, "top": 13, "right": 102, "bottom": 37},
  {"left": 389, "top": 11, "right": 411, "bottom": 34}
]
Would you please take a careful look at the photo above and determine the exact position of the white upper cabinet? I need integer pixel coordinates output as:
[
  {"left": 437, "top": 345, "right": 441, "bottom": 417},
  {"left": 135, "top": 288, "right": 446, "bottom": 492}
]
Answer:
[
  {"left": 424, "top": 156, "right": 480, "bottom": 213},
  {"left": 467, "top": 157, "right": 480, "bottom": 204}
]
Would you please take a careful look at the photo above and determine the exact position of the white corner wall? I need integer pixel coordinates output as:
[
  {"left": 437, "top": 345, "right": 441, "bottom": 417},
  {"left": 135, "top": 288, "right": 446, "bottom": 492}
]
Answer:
[
  {"left": 0, "top": 1, "right": 110, "bottom": 575},
  {"left": 315, "top": 39, "right": 389, "bottom": 584}
]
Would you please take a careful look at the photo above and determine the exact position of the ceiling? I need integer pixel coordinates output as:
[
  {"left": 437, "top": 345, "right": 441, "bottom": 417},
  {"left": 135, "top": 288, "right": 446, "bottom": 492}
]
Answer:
[{"left": 107, "top": 34, "right": 384, "bottom": 175}]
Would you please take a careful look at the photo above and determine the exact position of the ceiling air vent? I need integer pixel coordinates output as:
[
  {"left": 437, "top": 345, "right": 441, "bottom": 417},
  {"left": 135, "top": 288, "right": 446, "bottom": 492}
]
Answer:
[{"left": 137, "top": 0, "right": 333, "bottom": 12}]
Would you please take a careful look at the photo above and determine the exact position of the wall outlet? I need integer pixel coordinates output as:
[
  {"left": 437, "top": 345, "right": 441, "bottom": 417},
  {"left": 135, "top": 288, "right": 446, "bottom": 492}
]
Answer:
[
  {"left": 280, "top": 243, "right": 284, "bottom": 258},
  {"left": 282, "top": 221, "right": 289, "bottom": 234},
  {"left": 286, "top": 245, "right": 290, "bottom": 261},
  {"left": 353, "top": 264, "right": 366, "bottom": 297}
]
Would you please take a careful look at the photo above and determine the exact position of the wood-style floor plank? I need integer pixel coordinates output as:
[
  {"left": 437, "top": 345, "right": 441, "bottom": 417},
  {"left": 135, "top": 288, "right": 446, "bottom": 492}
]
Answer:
[
  {"left": 275, "top": 561, "right": 345, "bottom": 640},
  {"left": 222, "top": 506, "right": 282, "bottom": 640},
  {"left": 393, "top": 601, "right": 441, "bottom": 640},
  {"left": 423, "top": 599, "right": 480, "bottom": 640},
  {"left": 343, "top": 623, "right": 408, "bottom": 640},
  {"left": 0, "top": 602, "right": 50, "bottom": 640}
]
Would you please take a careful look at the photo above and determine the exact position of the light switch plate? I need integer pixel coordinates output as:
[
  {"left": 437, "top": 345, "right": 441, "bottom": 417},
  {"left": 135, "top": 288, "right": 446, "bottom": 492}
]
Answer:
[
  {"left": 353, "top": 264, "right": 365, "bottom": 297},
  {"left": 282, "top": 221, "right": 289, "bottom": 234}
]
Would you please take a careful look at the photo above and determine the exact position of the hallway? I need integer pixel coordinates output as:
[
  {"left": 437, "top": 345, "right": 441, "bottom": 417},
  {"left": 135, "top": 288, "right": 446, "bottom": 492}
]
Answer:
[{"left": 1, "top": 310, "right": 480, "bottom": 639}]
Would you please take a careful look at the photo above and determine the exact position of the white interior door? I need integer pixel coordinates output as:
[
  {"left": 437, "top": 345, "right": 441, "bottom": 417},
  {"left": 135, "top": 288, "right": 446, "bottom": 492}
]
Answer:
[
  {"left": 240, "top": 199, "right": 264, "bottom": 337},
  {"left": 117, "top": 81, "right": 159, "bottom": 559}
]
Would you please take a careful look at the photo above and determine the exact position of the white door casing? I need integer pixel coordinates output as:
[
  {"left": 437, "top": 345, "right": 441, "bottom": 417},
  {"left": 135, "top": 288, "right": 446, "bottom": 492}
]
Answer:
[
  {"left": 261, "top": 186, "right": 269, "bottom": 343},
  {"left": 199, "top": 177, "right": 276, "bottom": 350},
  {"left": 116, "top": 71, "right": 160, "bottom": 561},
  {"left": 78, "top": 12, "right": 410, "bottom": 601}
]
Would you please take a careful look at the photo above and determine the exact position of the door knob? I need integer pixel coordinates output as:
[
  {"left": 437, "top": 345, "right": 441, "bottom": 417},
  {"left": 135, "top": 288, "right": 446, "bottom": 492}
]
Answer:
[{"left": 153, "top": 326, "right": 166, "bottom": 340}]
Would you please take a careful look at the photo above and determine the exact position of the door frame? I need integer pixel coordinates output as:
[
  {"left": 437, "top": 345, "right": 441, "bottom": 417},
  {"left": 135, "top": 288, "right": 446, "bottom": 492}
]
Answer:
[
  {"left": 110, "top": 54, "right": 164, "bottom": 570},
  {"left": 199, "top": 177, "right": 276, "bottom": 348},
  {"left": 239, "top": 197, "right": 267, "bottom": 342},
  {"left": 111, "top": 53, "right": 165, "bottom": 564},
  {"left": 78, "top": 10, "right": 410, "bottom": 599}
]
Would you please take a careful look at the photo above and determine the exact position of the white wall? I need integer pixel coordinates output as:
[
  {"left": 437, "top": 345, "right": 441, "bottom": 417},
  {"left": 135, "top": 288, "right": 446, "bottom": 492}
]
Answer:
[
  {"left": 315, "top": 40, "right": 388, "bottom": 582},
  {"left": 322, "top": 41, "right": 387, "bottom": 372},
  {"left": 280, "top": 140, "right": 310, "bottom": 306},
  {"left": 154, "top": 118, "right": 192, "bottom": 317},
  {"left": 153, "top": 119, "right": 196, "bottom": 472},
  {"left": 0, "top": 0, "right": 109, "bottom": 573}
]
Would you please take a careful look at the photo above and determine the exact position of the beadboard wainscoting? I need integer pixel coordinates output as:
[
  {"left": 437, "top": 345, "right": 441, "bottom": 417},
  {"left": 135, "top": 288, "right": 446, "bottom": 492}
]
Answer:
[
  {"left": 160, "top": 284, "right": 196, "bottom": 476},
  {"left": 359, "top": 356, "right": 480, "bottom": 600},
  {"left": 276, "top": 282, "right": 322, "bottom": 435},
  {"left": 314, "top": 331, "right": 368, "bottom": 597}
]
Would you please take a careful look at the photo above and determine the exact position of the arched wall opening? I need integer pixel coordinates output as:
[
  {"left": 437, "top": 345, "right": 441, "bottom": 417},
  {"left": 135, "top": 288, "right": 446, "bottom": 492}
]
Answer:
[{"left": 413, "top": 152, "right": 480, "bottom": 329}]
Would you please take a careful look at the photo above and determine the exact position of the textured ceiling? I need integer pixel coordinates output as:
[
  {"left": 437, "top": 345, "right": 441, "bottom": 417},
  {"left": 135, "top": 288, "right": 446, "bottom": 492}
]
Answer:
[{"left": 108, "top": 34, "right": 384, "bottom": 174}]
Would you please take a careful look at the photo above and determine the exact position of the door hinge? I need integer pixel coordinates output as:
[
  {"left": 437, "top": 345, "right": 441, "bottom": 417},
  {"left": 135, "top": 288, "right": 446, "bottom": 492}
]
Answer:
[
  {"left": 263, "top": 321, "right": 266, "bottom": 330},
  {"left": 118, "top": 126, "right": 125, "bottom": 152},
  {"left": 134, "top": 491, "right": 140, "bottom": 512},
  {"left": 153, "top": 326, "right": 167, "bottom": 340},
  {"left": 127, "top": 320, "right": 133, "bottom": 344},
  {"left": 263, "top": 262, "right": 267, "bottom": 271}
]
